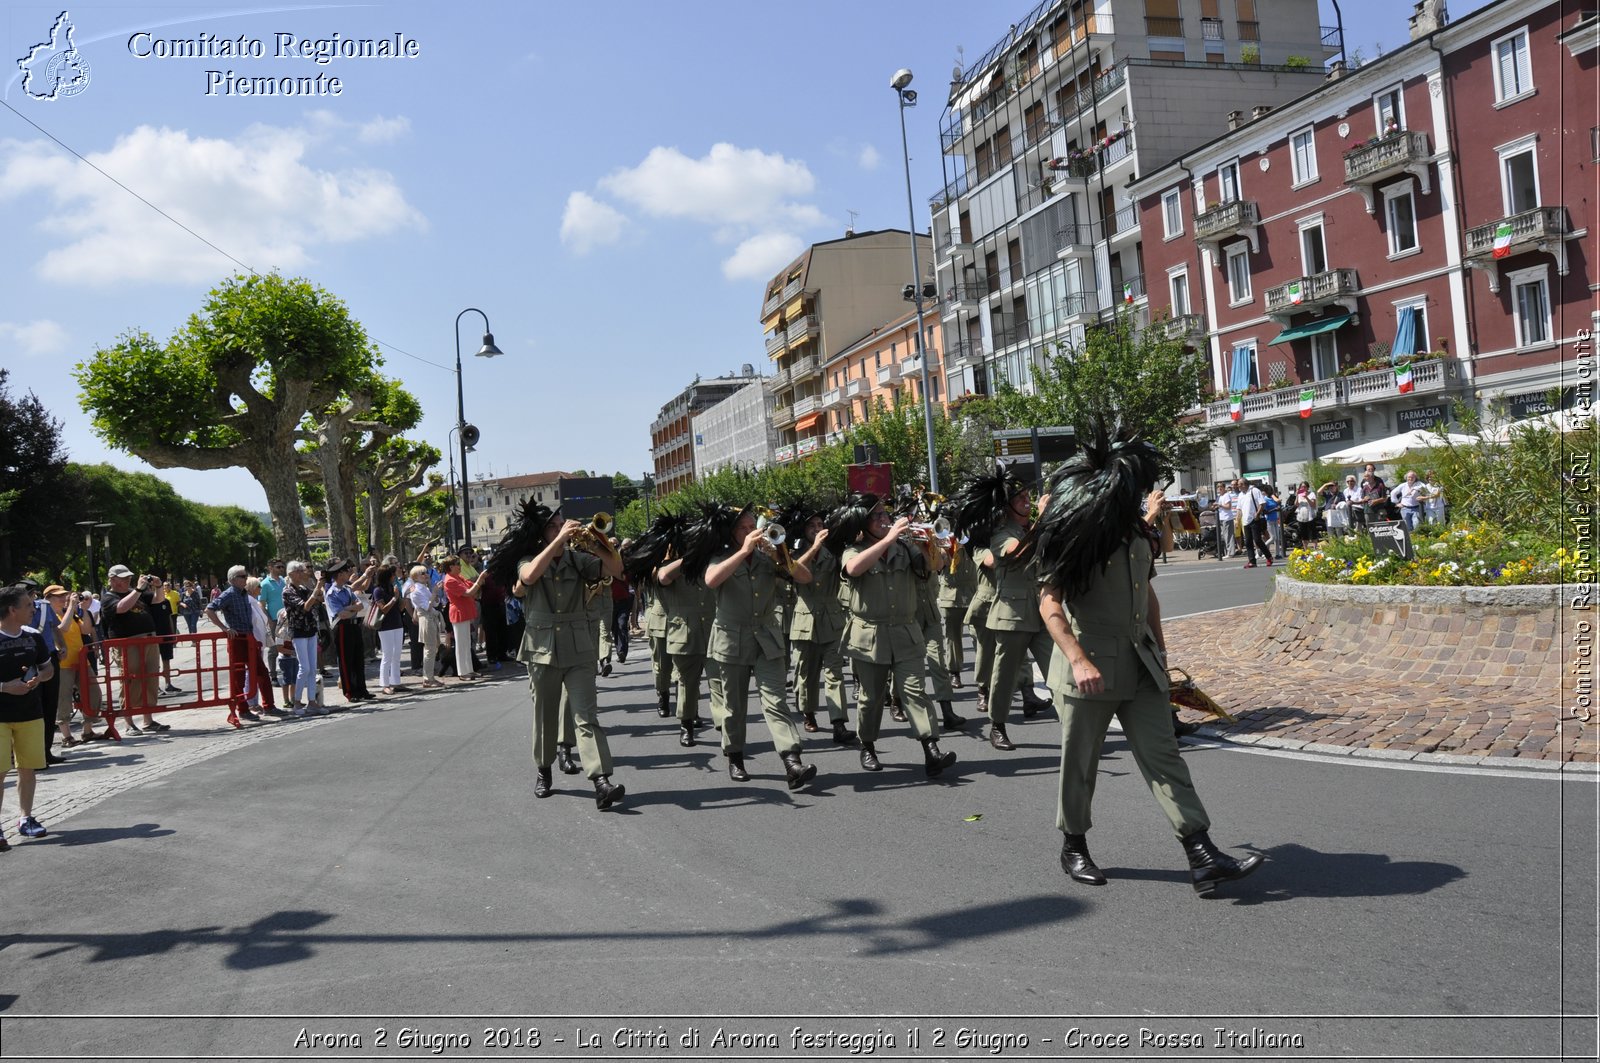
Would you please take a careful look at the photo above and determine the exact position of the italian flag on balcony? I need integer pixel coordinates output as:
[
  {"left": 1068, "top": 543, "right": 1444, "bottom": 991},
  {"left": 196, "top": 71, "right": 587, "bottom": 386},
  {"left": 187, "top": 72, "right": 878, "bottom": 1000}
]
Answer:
[
  {"left": 1299, "top": 387, "right": 1316, "bottom": 418},
  {"left": 1123, "top": 282, "right": 1134, "bottom": 304},
  {"left": 1492, "top": 222, "right": 1515, "bottom": 259},
  {"left": 1288, "top": 280, "right": 1304, "bottom": 305},
  {"left": 1229, "top": 392, "right": 1243, "bottom": 421},
  {"left": 1395, "top": 360, "right": 1415, "bottom": 394}
]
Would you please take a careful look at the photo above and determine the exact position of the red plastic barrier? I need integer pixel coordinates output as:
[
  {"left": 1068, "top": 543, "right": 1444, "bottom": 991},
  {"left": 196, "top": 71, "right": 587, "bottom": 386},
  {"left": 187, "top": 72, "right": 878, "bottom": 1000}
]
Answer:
[{"left": 76, "top": 631, "right": 249, "bottom": 739}]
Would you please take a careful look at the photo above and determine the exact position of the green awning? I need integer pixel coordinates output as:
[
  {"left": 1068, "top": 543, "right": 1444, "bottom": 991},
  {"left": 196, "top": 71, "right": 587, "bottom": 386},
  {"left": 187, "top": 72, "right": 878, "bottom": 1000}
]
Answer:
[{"left": 1270, "top": 313, "right": 1353, "bottom": 344}]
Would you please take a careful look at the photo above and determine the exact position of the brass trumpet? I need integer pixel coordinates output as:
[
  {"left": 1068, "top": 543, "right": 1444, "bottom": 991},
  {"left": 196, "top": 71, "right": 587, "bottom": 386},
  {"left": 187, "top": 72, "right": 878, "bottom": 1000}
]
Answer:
[
  {"left": 907, "top": 516, "right": 954, "bottom": 542},
  {"left": 752, "top": 507, "right": 791, "bottom": 568},
  {"left": 568, "top": 513, "right": 617, "bottom": 555}
]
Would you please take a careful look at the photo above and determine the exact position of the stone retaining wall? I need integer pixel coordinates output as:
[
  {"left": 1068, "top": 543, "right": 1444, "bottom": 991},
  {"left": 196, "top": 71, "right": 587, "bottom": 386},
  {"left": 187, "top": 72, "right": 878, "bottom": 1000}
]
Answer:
[{"left": 1162, "top": 577, "right": 1590, "bottom": 762}]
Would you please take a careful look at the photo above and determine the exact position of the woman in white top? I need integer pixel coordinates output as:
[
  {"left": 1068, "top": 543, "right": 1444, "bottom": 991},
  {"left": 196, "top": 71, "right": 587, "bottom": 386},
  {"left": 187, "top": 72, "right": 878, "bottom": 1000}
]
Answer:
[
  {"left": 1422, "top": 470, "right": 1447, "bottom": 525},
  {"left": 403, "top": 566, "right": 443, "bottom": 689}
]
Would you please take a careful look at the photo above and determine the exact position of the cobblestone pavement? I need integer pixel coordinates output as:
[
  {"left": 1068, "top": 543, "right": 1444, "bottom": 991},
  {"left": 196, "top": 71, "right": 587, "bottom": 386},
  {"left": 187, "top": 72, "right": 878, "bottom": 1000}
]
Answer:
[{"left": 1165, "top": 601, "right": 1596, "bottom": 770}]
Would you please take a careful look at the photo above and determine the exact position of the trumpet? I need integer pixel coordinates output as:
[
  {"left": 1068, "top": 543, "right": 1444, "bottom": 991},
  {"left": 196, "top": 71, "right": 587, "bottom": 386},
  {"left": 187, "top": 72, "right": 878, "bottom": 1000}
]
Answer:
[
  {"left": 754, "top": 507, "right": 786, "bottom": 550},
  {"left": 907, "top": 516, "right": 955, "bottom": 542},
  {"left": 568, "top": 513, "right": 617, "bottom": 555}
]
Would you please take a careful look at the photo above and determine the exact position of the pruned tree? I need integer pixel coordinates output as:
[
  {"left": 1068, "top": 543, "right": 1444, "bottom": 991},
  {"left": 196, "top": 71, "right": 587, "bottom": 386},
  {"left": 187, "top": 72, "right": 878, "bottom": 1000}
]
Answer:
[
  {"left": 359, "top": 436, "right": 440, "bottom": 558},
  {"left": 0, "top": 369, "right": 70, "bottom": 577},
  {"left": 295, "top": 372, "right": 421, "bottom": 558},
  {"left": 76, "top": 273, "right": 379, "bottom": 558}
]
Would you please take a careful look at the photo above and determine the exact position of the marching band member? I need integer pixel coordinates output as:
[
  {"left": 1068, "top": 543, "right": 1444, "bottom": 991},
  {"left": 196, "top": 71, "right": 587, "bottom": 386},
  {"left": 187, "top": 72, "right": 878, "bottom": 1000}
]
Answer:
[
  {"left": 783, "top": 503, "right": 856, "bottom": 745},
  {"left": 905, "top": 496, "right": 966, "bottom": 732},
  {"left": 491, "top": 501, "right": 626, "bottom": 810},
  {"left": 631, "top": 515, "right": 715, "bottom": 748},
  {"left": 684, "top": 503, "right": 818, "bottom": 791},
  {"left": 1033, "top": 430, "right": 1261, "bottom": 893},
  {"left": 934, "top": 521, "right": 977, "bottom": 688},
  {"left": 827, "top": 493, "right": 957, "bottom": 779},
  {"left": 970, "top": 469, "right": 1056, "bottom": 751}
]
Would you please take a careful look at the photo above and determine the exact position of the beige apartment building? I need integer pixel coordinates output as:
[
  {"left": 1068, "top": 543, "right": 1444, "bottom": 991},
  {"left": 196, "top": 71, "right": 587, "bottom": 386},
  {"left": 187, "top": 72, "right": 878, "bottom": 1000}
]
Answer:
[
  {"left": 808, "top": 312, "right": 945, "bottom": 455},
  {"left": 465, "top": 471, "right": 569, "bottom": 541},
  {"left": 760, "top": 229, "right": 933, "bottom": 459}
]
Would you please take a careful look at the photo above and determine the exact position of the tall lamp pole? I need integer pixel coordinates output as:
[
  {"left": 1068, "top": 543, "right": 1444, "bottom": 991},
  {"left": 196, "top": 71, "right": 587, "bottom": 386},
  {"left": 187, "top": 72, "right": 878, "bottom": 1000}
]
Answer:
[
  {"left": 454, "top": 308, "right": 504, "bottom": 552},
  {"left": 76, "top": 520, "right": 97, "bottom": 591},
  {"left": 893, "top": 67, "right": 941, "bottom": 494},
  {"left": 97, "top": 523, "right": 115, "bottom": 581}
]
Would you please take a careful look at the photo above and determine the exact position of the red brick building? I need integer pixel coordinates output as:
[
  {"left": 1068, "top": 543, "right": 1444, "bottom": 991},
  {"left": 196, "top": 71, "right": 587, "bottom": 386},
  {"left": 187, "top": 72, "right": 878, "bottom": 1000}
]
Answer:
[{"left": 1132, "top": 0, "right": 1594, "bottom": 487}]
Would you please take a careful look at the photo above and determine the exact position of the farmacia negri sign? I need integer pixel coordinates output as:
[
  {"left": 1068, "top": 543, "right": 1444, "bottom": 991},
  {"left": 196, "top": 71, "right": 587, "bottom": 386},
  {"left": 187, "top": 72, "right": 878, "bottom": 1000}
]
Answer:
[{"left": 127, "top": 31, "right": 421, "bottom": 95}]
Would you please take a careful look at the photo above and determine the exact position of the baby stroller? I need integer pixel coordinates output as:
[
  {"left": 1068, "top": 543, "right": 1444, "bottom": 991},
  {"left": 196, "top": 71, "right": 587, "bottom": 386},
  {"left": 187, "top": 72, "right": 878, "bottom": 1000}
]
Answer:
[{"left": 1195, "top": 509, "right": 1221, "bottom": 559}]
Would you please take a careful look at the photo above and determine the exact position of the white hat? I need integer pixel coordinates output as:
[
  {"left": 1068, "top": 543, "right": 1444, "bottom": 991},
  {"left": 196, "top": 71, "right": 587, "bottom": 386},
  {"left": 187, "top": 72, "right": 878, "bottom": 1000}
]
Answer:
[{"left": 107, "top": 564, "right": 134, "bottom": 579}]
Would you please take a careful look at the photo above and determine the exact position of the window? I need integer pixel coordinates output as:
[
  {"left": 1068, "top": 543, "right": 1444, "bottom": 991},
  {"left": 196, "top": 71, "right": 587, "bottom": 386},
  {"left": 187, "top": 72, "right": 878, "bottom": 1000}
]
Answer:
[
  {"left": 1384, "top": 186, "right": 1419, "bottom": 256},
  {"left": 1226, "top": 244, "right": 1252, "bottom": 304},
  {"left": 1394, "top": 298, "right": 1429, "bottom": 355},
  {"left": 1374, "top": 86, "right": 1404, "bottom": 133},
  {"left": 1218, "top": 160, "right": 1240, "bottom": 203},
  {"left": 1162, "top": 189, "right": 1183, "bottom": 238},
  {"left": 1310, "top": 332, "right": 1338, "bottom": 381},
  {"left": 1290, "top": 127, "right": 1318, "bottom": 185},
  {"left": 1230, "top": 342, "right": 1259, "bottom": 391},
  {"left": 1299, "top": 220, "right": 1327, "bottom": 275},
  {"left": 1509, "top": 267, "right": 1550, "bottom": 347},
  {"left": 1169, "top": 269, "right": 1190, "bottom": 316},
  {"left": 1500, "top": 144, "right": 1539, "bottom": 214},
  {"left": 1492, "top": 28, "right": 1532, "bottom": 103}
]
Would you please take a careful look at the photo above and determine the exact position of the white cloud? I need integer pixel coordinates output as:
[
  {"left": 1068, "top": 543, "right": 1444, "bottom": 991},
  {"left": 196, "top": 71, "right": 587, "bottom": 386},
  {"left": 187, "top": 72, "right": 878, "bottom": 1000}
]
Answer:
[
  {"left": 722, "top": 232, "right": 805, "bottom": 281},
  {"left": 357, "top": 115, "right": 411, "bottom": 145},
  {"left": 0, "top": 122, "right": 425, "bottom": 286},
  {"left": 0, "top": 319, "right": 68, "bottom": 355},
  {"left": 599, "top": 143, "right": 825, "bottom": 229},
  {"left": 565, "top": 143, "right": 827, "bottom": 281},
  {"left": 559, "top": 192, "right": 627, "bottom": 254},
  {"left": 858, "top": 144, "right": 881, "bottom": 170}
]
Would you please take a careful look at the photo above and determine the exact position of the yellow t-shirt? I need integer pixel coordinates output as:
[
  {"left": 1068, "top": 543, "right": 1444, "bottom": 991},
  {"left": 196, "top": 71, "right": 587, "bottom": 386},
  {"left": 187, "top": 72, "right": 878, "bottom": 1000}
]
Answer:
[{"left": 57, "top": 612, "right": 85, "bottom": 669}]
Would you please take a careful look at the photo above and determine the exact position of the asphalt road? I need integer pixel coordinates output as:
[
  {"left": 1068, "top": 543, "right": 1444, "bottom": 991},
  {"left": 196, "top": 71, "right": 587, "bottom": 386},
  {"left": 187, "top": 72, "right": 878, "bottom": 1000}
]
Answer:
[{"left": 1, "top": 559, "right": 1594, "bottom": 1062}]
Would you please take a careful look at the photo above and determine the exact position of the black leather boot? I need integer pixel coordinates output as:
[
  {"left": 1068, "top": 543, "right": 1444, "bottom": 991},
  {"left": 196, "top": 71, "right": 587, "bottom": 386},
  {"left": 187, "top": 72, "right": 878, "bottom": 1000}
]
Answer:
[
  {"left": 920, "top": 737, "right": 956, "bottom": 777},
  {"left": 556, "top": 745, "right": 581, "bottom": 775},
  {"left": 989, "top": 721, "right": 1016, "bottom": 751},
  {"left": 781, "top": 751, "right": 817, "bottom": 791},
  {"left": 1180, "top": 830, "right": 1263, "bottom": 896},
  {"left": 534, "top": 766, "right": 553, "bottom": 799},
  {"left": 679, "top": 723, "right": 694, "bottom": 747},
  {"left": 1021, "top": 689, "right": 1049, "bottom": 719},
  {"left": 1172, "top": 712, "right": 1202, "bottom": 737},
  {"left": 889, "top": 694, "right": 907, "bottom": 723},
  {"left": 802, "top": 711, "right": 818, "bottom": 733},
  {"left": 859, "top": 742, "right": 882, "bottom": 772},
  {"left": 1060, "top": 833, "right": 1107, "bottom": 886},
  {"left": 975, "top": 689, "right": 989, "bottom": 717},
  {"left": 593, "top": 775, "right": 626, "bottom": 810},
  {"left": 727, "top": 753, "right": 750, "bottom": 782},
  {"left": 656, "top": 691, "right": 672, "bottom": 718},
  {"left": 939, "top": 699, "right": 967, "bottom": 730},
  {"left": 831, "top": 719, "right": 858, "bottom": 745}
]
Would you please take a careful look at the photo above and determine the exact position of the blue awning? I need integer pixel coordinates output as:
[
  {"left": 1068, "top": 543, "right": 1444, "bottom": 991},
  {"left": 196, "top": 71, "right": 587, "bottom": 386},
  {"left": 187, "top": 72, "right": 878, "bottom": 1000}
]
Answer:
[
  {"left": 1391, "top": 306, "right": 1418, "bottom": 362},
  {"left": 1269, "top": 313, "right": 1353, "bottom": 344}
]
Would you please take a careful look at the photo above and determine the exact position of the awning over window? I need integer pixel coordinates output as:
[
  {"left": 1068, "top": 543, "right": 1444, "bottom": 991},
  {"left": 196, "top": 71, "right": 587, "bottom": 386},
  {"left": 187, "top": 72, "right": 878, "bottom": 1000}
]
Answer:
[
  {"left": 794, "top": 412, "right": 823, "bottom": 431},
  {"left": 1269, "top": 313, "right": 1353, "bottom": 345}
]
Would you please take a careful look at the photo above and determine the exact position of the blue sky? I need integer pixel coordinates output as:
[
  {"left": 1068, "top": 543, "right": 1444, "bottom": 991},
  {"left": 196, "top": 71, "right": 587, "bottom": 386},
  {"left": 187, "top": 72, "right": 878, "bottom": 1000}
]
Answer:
[{"left": 1, "top": 0, "right": 1491, "bottom": 511}]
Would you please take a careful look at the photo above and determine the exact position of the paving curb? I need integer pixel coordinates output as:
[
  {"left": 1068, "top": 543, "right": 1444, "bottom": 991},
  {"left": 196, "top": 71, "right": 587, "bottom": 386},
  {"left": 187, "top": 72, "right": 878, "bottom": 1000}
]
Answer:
[{"left": 1179, "top": 723, "right": 1600, "bottom": 775}]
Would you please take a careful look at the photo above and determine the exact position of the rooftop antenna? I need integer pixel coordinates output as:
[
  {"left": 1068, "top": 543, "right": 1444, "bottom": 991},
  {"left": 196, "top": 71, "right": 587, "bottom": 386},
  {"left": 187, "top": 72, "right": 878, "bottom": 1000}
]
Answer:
[
  {"left": 952, "top": 44, "right": 964, "bottom": 83},
  {"left": 846, "top": 208, "right": 860, "bottom": 234}
]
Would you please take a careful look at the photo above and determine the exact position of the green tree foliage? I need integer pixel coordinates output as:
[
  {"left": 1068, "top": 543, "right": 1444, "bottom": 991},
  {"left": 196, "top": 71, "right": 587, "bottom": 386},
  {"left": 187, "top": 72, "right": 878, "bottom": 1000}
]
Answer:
[
  {"left": 75, "top": 272, "right": 380, "bottom": 559},
  {"left": 0, "top": 369, "right": 70, "bottom": 578},
  {"left": 611, "top": 472, "right": 640, "bottom": 509},
  {"left": 30, "top": 463, "right": 270, "bottom": 587},
  {"left": 971, "top": 311, "right": 1216, "bottom": 478}
]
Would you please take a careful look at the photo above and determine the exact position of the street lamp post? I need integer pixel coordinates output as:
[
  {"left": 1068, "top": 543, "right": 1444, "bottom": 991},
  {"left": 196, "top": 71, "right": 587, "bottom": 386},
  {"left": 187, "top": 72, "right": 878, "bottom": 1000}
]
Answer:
[
  {"left": 97, "top": 523, "right": 114, "bottom": 581},
  {"left": 454, "top": 308, "right": 504, "bottom": 552},
  {"left": 892, "top": 67, "right": 941, "bottom": 494},
  {"left": 76, "top": 520, "right": 97, "bottom": 591},
  {"left": 246, "top": 541, "right": 259, "bottom": 572}
]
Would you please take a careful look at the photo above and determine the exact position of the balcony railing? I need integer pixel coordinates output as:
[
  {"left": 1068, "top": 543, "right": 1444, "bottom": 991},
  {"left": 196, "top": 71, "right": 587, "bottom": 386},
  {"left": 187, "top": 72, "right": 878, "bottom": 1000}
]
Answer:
[
  {"left": 1465, "top": 206, "right": 1571, "bottom": 261},
  {"left": 900, "top": 355, "right": 927, "bottom": 378},
  {"left": 947, "top": 340, "right": 981, "bottom": 367},
  {"left": 1146, "top": 16, "right": 1183, "bottom": 36},
  {"left": 789, "top": 352, "right": 819, "bottom": 379},
  {"left": 1194, "top": 198, "right": 1260, "bottom": 250},
  {"left": 994, "top": 321, "right": 1031, "bottom": 349},
  {"left": 1057, "top": 130, "right": 1135, "bottom": 180},
  {"left": 1059, "top": 291, "right": 1100, "bottom": 319},
  {"left": 1344, "top": 131, "right": 1433, "bottom": 212},
  {"left": 786, "top": 314, "right": 819, "bottom": 344},
  {"left": 1069, "top": 65, "right": 1126, "bottom": 116},
  {"left": 1108, "top": 205, "right": 1138, "bottom": 238},
  {"left": 793, "top": 395, "right": 820, "bottom": 417},
  {"left": 876, "top": 362, "right": 901, "bottom": 386},
  {"left": 1201, "top": 17, "right": 1223, "bottom": 39},
  {"left": 761, "top": 290, "right": 784, "bottom": 317},
  {"left": 947, "top": 281, "right": 992, "bottom": 306},
  {"left": 822, "top": 388, "right": 844, "bottom": 409},
  {"left": 1264, "top": 268, "right": 1360, "bottom": 318},
  {"left": 1203, "top": 378, "right": 1342, "bottom": 427},
  {"left": 765, "top": 368, "right": 790, "bottom": 393},
  {"left": 1345, "top": 356, "right": 1455, "bottom": 402},
  {"left": 1238, "top": 20, "right": 1260, "bottom": 41},
  {"left": 1321, "top": 25, "right": 1343, "bottom": 50},
  {"left": 1114, "top": 273, "right": 1146, "bottom": 301},
  {"left": 1155, "top": 313, "right": 1205, "bottom": 343},
  {"left": 844, "top": 378, "right": 867, "bottom": 398},
  {"left": 782, "top": 277, "right": 804, "bottom": 302},
  {"left": 1057, "top": 224, "right": 1093, "bottom": 257},
  {"left": 772, "top": 404, "right": 795, "bottom": 428},
  {"left": 765, "top": 331, "right": 787, "bottom": 356}
]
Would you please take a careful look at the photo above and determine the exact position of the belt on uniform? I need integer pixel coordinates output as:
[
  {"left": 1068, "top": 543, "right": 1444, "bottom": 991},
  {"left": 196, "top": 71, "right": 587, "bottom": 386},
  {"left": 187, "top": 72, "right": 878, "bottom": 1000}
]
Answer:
[{"left": 525, "top": 611, "right": 587, "bottom": 623}]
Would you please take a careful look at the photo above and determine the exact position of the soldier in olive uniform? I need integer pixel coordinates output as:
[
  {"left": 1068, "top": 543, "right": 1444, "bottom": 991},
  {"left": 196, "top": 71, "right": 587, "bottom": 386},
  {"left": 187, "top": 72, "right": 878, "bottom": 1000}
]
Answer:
[
  {"left": 1033, "top": 432, "right": 1262, "bottom": 895},
  {"left": 828, "top": 493, "right": 957, "bottom": 778},
  {"left": 785, "top": 507, "right": 856, "bottom": 745},
  {"left": 491, "top": 501, "right": 626, "bottom": 810},
  {"left": 626, "top": 515, "right": 714, "bottom": 748},
  {"left": 644, "top": 581, "right": 672, "bottom": 717},
  {"left": 983, "top": 480, "right": 1057, "bottom": 751},
  {"left": 934, "top": 535, "right": 977, "bottom": 687},
  {"left": 912, "top": 534, "right": 966, "bottom": 731},
  {"left": 685, "top": 503, "right": 818, "bottom": 790}
]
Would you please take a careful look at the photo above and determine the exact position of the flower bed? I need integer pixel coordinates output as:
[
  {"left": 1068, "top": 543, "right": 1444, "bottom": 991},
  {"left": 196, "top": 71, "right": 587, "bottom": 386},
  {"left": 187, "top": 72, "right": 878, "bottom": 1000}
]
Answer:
[{"left": 1286, "top": 523, "right": 1579, "bottom": 586}]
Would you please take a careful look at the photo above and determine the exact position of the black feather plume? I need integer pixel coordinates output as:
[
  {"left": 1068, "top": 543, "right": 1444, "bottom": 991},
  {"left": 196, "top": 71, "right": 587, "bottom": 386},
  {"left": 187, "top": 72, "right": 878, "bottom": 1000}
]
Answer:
[
  {"left": 622, "top": 513, "right": 686, "bottom": 585},
  {"left": 679, "top": 501, "right": 740, "bottom": 582},
  {"left": 824, "top": 492, "right": 877, "bottom": 557},
  {"left": 949, "top": 467, "right": 1021, "bottom": 557},
  {"left": 488, "top": 498, "right": 555, "bottom": 588},
  {"left": 1030, "top": 427, "right": 1165, "bottom": 601}
]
